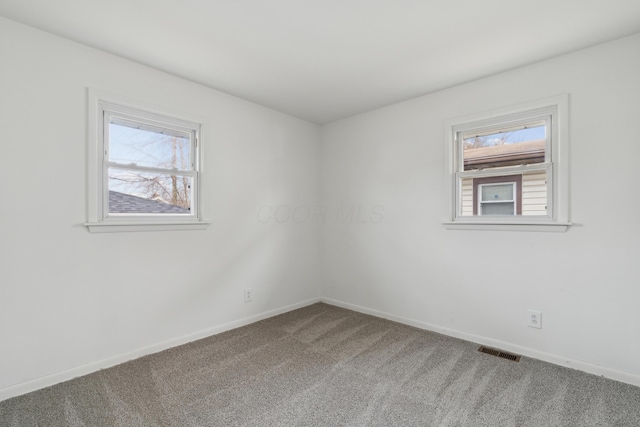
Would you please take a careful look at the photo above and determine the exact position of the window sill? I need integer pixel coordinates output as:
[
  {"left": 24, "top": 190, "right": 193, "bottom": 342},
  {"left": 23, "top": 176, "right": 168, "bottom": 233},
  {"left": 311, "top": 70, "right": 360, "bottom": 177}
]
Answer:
[
  {"left": 442, "top": 221, "right": 571, "bottom": 232},
  {"left": 84, "top": 221, "right": 210, "bottom": 233}
]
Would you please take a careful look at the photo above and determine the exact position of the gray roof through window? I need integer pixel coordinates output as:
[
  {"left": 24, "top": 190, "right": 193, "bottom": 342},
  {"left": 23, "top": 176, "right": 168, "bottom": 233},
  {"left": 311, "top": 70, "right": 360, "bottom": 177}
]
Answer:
[{"left": 109, "top": 191, "right": 190, "bottom": 214}]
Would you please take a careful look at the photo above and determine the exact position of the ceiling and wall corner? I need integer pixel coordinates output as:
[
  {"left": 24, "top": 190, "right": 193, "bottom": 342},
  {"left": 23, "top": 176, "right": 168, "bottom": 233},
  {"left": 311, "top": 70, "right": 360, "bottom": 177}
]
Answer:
[{"left": 1, "top": 2, "right": 640, "bottom": 401}]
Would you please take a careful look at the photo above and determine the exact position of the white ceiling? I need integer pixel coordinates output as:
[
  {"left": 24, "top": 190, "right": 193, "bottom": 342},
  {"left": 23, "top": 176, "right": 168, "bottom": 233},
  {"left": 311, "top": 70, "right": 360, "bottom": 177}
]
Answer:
[{"left": 1, "top": 1, "right": 640, "bottom": 124}]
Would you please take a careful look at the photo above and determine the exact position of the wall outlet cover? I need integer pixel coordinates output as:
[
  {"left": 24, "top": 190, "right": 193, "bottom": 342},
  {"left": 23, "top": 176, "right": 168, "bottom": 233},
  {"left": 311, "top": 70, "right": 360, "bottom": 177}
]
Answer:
[{"left": 528, "top": 309, "right": 542, "bottom": 329}]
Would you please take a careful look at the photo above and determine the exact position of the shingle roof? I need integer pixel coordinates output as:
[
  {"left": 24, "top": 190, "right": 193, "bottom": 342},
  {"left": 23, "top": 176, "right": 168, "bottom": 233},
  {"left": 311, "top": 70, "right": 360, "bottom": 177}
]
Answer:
[
  {"left": 464, "top": 139, "right": 545, "bottom": 169},
  {"left": 109, "top": 191, "right": 190, "bottom": 214}
]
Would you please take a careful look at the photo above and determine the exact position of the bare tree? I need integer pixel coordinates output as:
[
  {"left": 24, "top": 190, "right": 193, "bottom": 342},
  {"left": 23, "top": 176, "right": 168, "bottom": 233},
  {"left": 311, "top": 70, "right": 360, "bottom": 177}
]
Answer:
[
  {"left": 463, "top": 132, "right": 514, "bottom": 151},
  {"left": 109, "top": 133, "right": 191, "bottom": 209}
]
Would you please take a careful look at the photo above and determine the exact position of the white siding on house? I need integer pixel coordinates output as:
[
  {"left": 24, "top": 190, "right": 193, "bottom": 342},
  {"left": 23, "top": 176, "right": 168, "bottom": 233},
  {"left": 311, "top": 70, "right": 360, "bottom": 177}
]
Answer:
[
  {"left": 460, "top": 171, "right": 547, "bottom": 216},
  {"left": 522, "top": 170, "right": 547, "bottom": 215},
  {"left": 461, "top": 178, "right": 473, "bottom": 216}
]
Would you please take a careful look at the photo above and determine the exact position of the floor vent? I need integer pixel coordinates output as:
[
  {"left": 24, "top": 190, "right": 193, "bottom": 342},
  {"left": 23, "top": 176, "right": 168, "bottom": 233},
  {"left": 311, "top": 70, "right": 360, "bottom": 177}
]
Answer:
[{"left": 478, "top": 346, "right": 521, "bottom": 362}]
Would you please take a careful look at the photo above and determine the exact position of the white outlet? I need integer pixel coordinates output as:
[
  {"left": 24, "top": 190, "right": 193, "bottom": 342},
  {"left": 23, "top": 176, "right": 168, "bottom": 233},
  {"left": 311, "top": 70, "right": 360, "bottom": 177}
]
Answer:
[
  {"left": 244, "top": 288, "right": 252, "bottom": 303},
  {"left": 528, "top": 310, "right": 542, "bottom": 329}
]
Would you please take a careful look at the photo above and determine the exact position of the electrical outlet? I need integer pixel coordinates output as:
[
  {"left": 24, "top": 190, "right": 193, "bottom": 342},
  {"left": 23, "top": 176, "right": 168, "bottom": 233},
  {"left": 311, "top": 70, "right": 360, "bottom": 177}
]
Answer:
[
  {"left": 244, "top": 288, "right": 252, "bottom": 303},
  {"left": 527, "top": 310, "right": 542, "bottom": 329}
]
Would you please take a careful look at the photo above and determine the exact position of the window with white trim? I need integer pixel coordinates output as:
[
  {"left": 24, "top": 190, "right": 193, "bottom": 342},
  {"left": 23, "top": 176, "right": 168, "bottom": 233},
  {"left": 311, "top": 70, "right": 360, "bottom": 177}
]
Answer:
[
  {"left": 86, "top": 89, "right": 208, "bottom": 232},
  {"left": 475, "top": 176, "right": 521, "bottom": 216},
  {"left": 444, "top": 95, "right": 570, "bottom": 232}
]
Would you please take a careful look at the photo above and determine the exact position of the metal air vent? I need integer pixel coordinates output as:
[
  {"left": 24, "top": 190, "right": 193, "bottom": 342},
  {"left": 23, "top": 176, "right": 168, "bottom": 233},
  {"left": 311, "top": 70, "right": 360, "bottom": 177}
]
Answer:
[{"left": 478, "top": 346, "right": 521, "bottom": 362}]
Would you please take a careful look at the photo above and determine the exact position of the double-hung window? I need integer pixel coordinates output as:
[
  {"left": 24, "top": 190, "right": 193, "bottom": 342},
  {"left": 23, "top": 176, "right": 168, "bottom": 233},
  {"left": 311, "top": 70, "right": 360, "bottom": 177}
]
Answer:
[
  {"left": 475, "top": 175, "right": 522, "bottom": 216},
  {"left": 86, "top": 89, "right": 207, "bottom": 232},
  {"left": 444, "top": 95, "right": 570, "bottom": 231}
]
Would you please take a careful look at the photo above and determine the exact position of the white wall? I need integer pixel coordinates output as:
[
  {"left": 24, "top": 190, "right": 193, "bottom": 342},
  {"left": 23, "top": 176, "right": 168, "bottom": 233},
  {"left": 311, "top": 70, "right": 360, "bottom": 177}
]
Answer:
[
  {"left": 2, "top": 14, "right": 639, "bottom": 401},
  {"left": 321, "top": 33, "right": 640, "bottom": 383},
  {"left": 0, "top": 17, "right": 321, "bottom": 397}
]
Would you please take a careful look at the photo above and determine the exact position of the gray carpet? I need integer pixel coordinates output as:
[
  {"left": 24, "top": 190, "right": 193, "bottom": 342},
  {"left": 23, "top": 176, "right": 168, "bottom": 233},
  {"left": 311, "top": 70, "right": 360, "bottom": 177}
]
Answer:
[{"left": 1, "top": 303, "right": 639, "bottom": 426}]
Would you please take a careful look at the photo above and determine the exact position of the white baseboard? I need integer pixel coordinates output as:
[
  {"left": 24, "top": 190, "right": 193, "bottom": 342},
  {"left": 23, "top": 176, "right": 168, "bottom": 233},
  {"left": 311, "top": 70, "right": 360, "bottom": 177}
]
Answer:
[
  {"left": 320, "top": 297, "right": 640, "bottom": 388},
  {"left": 0, "top": 297, "right": 321, "bottom": 402},
  {"left": 3, "top": 296, "right": 637, "bottom": 402}
]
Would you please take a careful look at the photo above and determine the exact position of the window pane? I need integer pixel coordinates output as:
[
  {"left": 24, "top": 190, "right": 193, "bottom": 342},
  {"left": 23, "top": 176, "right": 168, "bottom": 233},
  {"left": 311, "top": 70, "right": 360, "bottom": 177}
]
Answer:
[
  {"left": 108, "top": 168, "right": 192, "bottom": 214},
  {"left": 459, "top": 170, "right": 549, "bottom": 217},
  {"left": 109, "top": 119, "right": 191, "bottom": 170},
  {"left": 481, "top": 184, "right": 513, "bottom": 201},
  {"left": 481, "top": 202, "right": 514, "bottom": 215},
  {"left": 463, "top": 123, "right": 545, "bottom": 171}
]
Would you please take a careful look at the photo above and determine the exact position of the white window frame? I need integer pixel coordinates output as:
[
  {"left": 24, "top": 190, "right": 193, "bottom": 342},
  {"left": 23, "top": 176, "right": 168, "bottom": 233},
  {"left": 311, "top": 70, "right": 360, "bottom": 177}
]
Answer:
[
  {"left": 443, "top": 94, "right": 570, "bottom": 232},
  {"left": 478, "top": 182, "right": 517, "bottom": 216},
  {"left": 85, "top": 88, "right": 209, "bottom": 233}
]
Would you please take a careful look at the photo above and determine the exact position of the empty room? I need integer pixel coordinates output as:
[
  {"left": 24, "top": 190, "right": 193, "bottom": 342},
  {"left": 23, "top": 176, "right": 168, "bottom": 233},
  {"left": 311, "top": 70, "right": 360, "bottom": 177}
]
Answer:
[{"left": 1, "top": 1, "right": 639, "bottom": 425}]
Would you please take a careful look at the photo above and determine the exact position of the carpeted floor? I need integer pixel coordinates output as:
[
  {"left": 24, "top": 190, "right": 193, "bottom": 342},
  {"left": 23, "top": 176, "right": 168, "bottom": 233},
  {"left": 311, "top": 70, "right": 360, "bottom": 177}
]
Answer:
[{"left": 1, "top": 302, "right": 639, "bottom": 426}]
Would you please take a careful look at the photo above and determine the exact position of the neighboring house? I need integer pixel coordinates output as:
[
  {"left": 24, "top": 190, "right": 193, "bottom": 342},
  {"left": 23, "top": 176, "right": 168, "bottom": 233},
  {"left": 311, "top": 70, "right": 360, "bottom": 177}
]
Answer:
[
  {"left": 108, "top": 191, "right": 190, "bottom": 214},
  {"left": 461, "top": 140, "right": 547, "bottom": 216}
]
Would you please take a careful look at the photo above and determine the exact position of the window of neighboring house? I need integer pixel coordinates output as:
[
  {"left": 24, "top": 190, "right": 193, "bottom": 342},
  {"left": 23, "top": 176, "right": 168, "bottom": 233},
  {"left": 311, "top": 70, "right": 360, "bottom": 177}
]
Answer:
[
  {"left": 86, "top": 89, "right": 208, "bottom": 232},
  {"left": 444, "top": 95, "right": 570, "bottom": 232},
  {"left": 474, "top": 175, "right": 522, "bottom": 216}
]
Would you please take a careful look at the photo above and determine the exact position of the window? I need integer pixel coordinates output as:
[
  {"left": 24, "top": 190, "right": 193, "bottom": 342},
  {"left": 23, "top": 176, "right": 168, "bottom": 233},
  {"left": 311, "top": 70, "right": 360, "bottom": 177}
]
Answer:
[
  {"left": 86, "top": 89, "right": 208, "bottom": 232},
  {"left": 444, "top": 95, "right": 570, "bottom": 232},
  {"left": 475, "top": 175, "right": 522, "bottom": 216}
]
